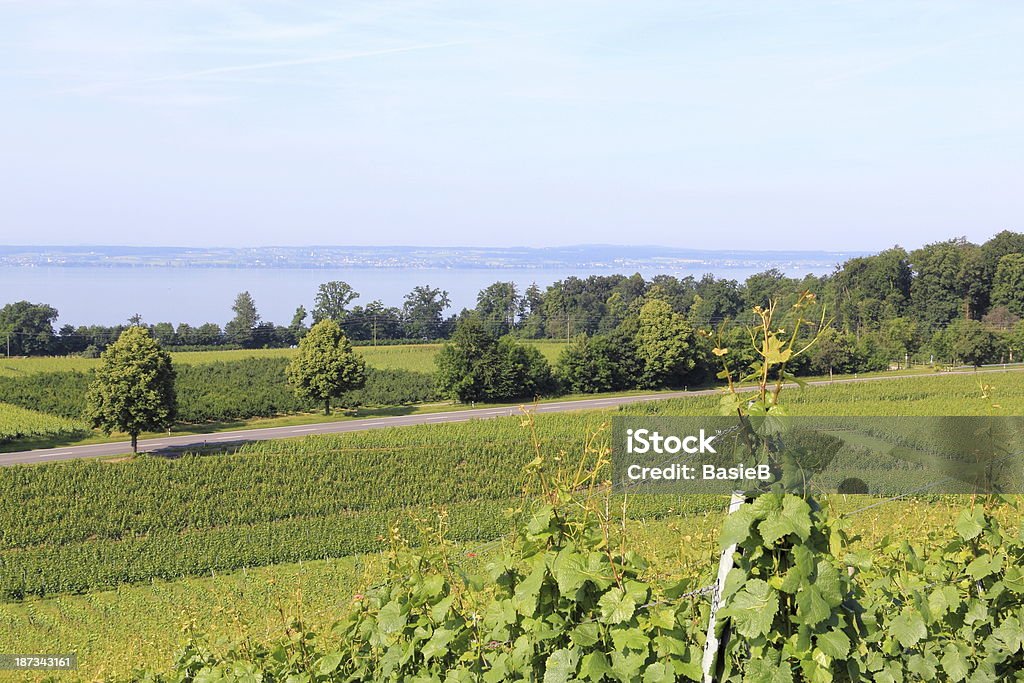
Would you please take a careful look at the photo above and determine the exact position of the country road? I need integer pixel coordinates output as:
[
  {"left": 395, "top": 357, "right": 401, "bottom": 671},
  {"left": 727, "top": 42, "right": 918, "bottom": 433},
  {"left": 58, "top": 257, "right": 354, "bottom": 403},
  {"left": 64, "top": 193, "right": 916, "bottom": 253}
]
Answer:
[{"left": 2, "top": 366, "right": 1022, "bottom": 467}]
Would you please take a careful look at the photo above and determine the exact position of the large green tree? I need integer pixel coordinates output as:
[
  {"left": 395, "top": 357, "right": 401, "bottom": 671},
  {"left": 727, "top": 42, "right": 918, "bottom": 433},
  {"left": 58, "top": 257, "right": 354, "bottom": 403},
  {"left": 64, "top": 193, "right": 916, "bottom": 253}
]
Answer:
[
  {"left": 225, "top": 291, "right": 260, "bottom": 348},
  {"left": 909, "top": 239, "right": 986, "bottom": 327},
  {"left": 312, "top": 281, "right": 359, "bottom": 323},
  {"left": 85, "top": 326, "right": 177, "bottom": 453},
  {"left": 556, "top": 332, "right": 638, "bottom": 393},
  {"left": 0, "top": 301, "right": 58, "bottom": 356},
  {"left": 435, "top": 316, "right": 554, "bottom": 403},
  {"left": 286, "top": 319, "right": 366, "bottom": 415},
  {"left": 403, "top": 285, "right": 451, "bottom": 340},
  {"left": 475, "top": 281, "right": 523, "bottom": 336},
  {"left": 991, "top": 253, "right": 1024, "bottom": 317},
  {"left": 635, "top": 298, "right": 698, "bottom": 388},
  {"left": 943, "top": 319, "right": 998, "bottom": 367}
]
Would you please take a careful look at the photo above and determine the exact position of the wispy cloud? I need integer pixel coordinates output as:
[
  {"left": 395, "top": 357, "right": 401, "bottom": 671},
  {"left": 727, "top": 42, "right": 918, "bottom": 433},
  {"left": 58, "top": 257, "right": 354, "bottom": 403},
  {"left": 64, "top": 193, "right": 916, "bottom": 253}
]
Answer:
[{"left": 64, "top": 38, "right": 477, "bottom": 95}]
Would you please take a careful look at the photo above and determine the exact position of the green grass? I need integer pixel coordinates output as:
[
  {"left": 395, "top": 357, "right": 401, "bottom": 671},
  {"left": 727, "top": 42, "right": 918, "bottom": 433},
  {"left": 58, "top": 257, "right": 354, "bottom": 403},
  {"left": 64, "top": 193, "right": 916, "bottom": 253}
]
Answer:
[{"left": 0, "top": 340, "right": 567, "bottom": 377}]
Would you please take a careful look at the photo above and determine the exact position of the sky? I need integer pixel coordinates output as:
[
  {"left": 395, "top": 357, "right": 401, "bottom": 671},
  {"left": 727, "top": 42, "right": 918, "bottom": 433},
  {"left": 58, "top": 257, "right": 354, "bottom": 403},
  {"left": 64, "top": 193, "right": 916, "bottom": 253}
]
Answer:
[{"left": 1, "top": 0, "right": 1021, "bottom": 251}]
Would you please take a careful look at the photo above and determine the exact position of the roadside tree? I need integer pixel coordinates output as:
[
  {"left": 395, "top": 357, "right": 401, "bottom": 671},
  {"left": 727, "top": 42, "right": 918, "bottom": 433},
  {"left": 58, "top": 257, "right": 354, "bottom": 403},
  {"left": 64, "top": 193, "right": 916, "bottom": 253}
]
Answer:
[
  {"left": 286, "top": 319, "right": 366, "bottom": 415},
  {"left": 85, "top": 326, "right": 177, "bottom": 453},
  {"left": 635, "top": 298, "right": 698, "bottom": 388}
]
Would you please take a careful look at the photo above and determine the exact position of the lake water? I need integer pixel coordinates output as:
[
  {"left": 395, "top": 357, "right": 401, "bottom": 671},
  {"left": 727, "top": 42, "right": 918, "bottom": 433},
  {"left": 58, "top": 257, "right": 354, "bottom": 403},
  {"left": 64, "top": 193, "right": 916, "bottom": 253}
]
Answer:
[{"left": 0, "top": 263, "right": 831, "bottom": 327}]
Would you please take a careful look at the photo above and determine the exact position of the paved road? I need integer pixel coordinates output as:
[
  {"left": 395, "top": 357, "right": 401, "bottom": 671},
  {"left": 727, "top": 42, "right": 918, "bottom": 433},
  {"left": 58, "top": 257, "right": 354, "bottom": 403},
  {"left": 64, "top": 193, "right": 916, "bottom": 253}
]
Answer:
[{"left": 2, "top": 366, "right": 1022, "bottom": 467}]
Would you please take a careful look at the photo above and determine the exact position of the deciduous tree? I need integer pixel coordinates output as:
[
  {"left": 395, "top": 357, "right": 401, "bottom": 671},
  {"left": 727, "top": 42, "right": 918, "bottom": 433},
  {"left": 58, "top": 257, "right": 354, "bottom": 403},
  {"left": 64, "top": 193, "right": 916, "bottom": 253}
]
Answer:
[
  {"left": 312, "top": 281, "right": 359, "bottom": 323},
  {"left": 0, "top": 301, "right": 58, "bottom": 356},
  {"left": 85, "top": 326, "right": 176, "bottom": 453},
  {"left": 286, "top": 319, "right": 366, "bottom": 415},
  {"left": 635, "top": 298, "right": 698, "bottom": 388},
  {"left": 225, "top": 291, "right": 260, "bottom": 348}
]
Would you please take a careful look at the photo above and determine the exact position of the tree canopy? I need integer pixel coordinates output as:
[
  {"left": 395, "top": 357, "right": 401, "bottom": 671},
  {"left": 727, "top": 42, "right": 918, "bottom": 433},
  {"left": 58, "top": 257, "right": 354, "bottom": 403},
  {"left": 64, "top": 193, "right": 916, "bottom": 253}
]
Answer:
[
  {"left": 286, "top": 319, "right": 367, "bottom": 415},
  {"left": 435, "top": 316, "right": 555, "bottom": 403},
  {"left": 84, "top": 326, "right": 177, "bottom": 453}
]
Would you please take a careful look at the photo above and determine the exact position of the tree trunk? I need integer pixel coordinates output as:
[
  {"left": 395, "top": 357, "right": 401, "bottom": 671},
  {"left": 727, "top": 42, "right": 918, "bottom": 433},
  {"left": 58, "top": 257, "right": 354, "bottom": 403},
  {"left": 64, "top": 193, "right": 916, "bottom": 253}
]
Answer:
[
  {"left": 324, "top": 399, "right": 331, "bottom": 416},
  {"left": 131, "top": 433, "right": 138, "bottom": 454}
]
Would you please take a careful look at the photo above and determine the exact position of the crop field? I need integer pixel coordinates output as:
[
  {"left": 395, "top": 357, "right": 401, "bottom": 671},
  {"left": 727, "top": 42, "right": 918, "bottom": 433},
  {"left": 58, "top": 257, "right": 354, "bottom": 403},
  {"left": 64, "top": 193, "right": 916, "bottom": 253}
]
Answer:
[
  {"left": 0, "top": 403, "right": 87, "bottom": 443},
  {"left": 0, "top": 340, "right": 567, "bottom": 377},
  {"left": 0, "top": 495, "right": 1018, "bottom": 682},
  {"left": 0, "top": 370, "right": 1021, "bottom": 681}
]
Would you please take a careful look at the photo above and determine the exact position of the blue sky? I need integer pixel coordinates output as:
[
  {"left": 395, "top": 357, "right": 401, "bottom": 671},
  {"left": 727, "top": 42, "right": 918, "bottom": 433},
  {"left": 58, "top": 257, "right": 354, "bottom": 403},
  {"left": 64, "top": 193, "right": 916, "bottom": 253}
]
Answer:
[{"left": 1, "top": 1, "right": 1021, "bottom": 250}]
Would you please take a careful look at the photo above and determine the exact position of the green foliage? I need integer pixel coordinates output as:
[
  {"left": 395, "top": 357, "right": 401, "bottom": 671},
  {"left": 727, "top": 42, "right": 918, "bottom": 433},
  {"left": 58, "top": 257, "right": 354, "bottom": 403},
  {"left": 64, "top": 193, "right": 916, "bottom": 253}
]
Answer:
[
  {"left": 992, "top": 253, "right": 1024, "bottom": 318},
  {"left": 436, "top": 316, "right": 556, "bottom": 403},
  {"left": 224, "top": 291, "right": 260, "bottom": 348},
  {"left": 148, "top": 434, "right": 709, "bottom": 682},
  {"left": 942, "top": 319, "right": 1000, "bottom": 367},
  {"left": 476, "top": 281, "right": 523, "bottom": 336},
  {"left": 854, "top": 502, "right": 1024, "bottom": 681},
  {"left": 715, "top": 493, "right": 863, "bottom": 681},
  {"left": 287, "top": 320, "right": 367, "bottom": 415},
  {"left": 909, "top": 238, "right": 987, "bottom": 327},
  {"left": 0, "top": 300, "right": 59, "bottom": 356},
  {"left": 0, "top": 402, "right": 86, "bottom": 443},
  {"left": 634, "top": 298, "right": 698, "bottom": 388},
  {"left": 0, "top": 413, "right": 714, "bottom": 598},
  {"left": 556, "top": 333, "right": 639, "bottom": 393},
  {"left": 85, "top": 326, "right": 176, "bottom": 452},
  {"left": 312, "top": 281, "right": 359, "bottom": 323},
  {"left": 0, "top": 360, "right": 438, "bottom": 424},
  {"left": 403, "top": 285, "right": 452, "bottom": 340}
]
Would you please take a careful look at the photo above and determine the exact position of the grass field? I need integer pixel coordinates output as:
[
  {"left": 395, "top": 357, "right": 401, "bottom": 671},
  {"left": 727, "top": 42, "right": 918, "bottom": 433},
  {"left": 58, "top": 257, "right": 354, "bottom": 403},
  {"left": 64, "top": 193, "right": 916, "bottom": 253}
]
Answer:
[
  {"left": 0, "top": 371, "right": 1021, "bottom": 681},
  {"left": 0, "top": 340, "right": 567, "bottom": 377}
]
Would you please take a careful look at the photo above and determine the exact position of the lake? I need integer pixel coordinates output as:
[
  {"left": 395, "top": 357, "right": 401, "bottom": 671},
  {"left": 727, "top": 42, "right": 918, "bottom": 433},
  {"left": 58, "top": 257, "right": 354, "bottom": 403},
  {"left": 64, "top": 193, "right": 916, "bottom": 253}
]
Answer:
[{"left": 0, "top": 263, "right": 833, "bottom": 327}]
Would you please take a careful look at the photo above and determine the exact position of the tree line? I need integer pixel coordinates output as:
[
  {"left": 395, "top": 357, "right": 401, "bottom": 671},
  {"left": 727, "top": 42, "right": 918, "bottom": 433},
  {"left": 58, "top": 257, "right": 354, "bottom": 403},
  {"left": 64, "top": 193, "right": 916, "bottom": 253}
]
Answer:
[{"left": 3, "top": 231, "right": 1024, "bottom": 368}]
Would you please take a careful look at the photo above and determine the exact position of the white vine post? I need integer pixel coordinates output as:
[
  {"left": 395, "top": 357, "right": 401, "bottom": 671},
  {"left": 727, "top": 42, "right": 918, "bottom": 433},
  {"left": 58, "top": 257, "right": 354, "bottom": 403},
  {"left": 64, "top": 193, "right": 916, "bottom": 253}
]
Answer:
[{"left": 702, "top": 491, "right": 747, "bottom": 683}]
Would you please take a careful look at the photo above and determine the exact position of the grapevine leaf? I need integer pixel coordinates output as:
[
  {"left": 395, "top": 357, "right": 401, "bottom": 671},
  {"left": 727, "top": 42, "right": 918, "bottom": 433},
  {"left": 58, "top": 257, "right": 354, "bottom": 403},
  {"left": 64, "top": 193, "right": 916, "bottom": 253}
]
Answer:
[
  {"left": 720, "top": 508, "right": 755, "bottom": 549},
  {"left": 643, "top": 662, "right": 675, "bottom": 683},
  {"left": 816, "top": 629, "right": 851, "bottom": 659},
  {"left": 795, "top": 585, "right": 831, "bottom": 626},
  {"left": 907, "top": 653, "right": 936, "bottom": 679},
  {"left": 814, "top": 561, "right": 843, "bottom": 607},
  {"left": 610, "top": 626, "right": 649, "bottom": 652},
  {"left": 570, "top": 622, "right": 600, "bottom": 647},
  {"left": 317, "top": 652, "right": 343, "bottom": 675},
  {"left": 1004, "top": 566, "right": 1024, "bottom": 594},
  {"left": 955, "top": 509, "right": 985, "bottom": 541},
  {"left": 966, "top": 553, "right": 1000, "bottom": 579},
  {"left": 940, "top": 644, "right": 970, "bottom": 682},
  {"left": 422, "top": 628, "right": 454, "bottom": 662},
  {"left": 580, "top": 652, "right": 612, "bottom": 681},
  {"left": 720, "top": 579, "right": 778, "bottom": 637},
  {"left": 889, "top": 610, "right": 927, "bottom": 648},
  {"left": 551, "top": 551, "right": 589, "bottom": 596},
  {"left": 376, "top": 601, "right": 406, "bottom": 636},
  {"left": 543, "top": 648, "right": 579, "bottom": 683},
  {"left": 991, "top": 616, "right": 1024, "bottom": 653},
  {"left": 599, "top": 587, "right": 636, "bottom": 625}
]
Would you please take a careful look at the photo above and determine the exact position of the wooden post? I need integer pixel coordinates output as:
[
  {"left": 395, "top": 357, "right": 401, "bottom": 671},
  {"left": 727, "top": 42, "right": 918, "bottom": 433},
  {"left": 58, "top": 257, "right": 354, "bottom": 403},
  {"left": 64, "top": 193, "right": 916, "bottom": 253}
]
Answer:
[{"left": 702, "top": 491, "right": 747, "bottom": 683}]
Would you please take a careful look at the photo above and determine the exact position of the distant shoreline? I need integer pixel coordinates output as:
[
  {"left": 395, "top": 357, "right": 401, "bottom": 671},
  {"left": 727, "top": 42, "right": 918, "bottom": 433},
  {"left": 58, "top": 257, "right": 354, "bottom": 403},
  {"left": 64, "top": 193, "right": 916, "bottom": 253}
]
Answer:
[{"left": 0, "top": 245, "right": 864, "bottom": 271}]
